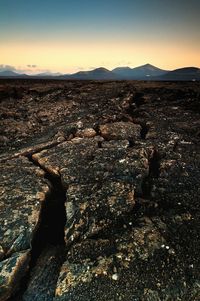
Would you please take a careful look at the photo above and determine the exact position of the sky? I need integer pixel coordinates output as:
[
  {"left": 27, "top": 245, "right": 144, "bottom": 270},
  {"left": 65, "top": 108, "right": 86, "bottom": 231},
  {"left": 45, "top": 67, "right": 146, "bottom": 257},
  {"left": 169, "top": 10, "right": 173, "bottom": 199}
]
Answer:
[{"left": 0, "top": 0, "right": 200, "bottom": 74}]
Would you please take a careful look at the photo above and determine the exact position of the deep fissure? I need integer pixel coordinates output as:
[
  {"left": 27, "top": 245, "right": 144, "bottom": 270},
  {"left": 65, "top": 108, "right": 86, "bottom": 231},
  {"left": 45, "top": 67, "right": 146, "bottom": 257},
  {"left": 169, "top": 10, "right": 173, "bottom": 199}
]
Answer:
[
  {"left": 141, "top": 148, "right": 161, "bottom": 198},
  {"left": 27, "top": 153, "right": 67, "bottom": 254},
  {"left": 140, "top": 122, "right": 150, "bottom": 139},
  {"left": 8, "top": 154, "right": 67, "bottom": 301},
  {"left": 30, "top": 170, "right": 67, "bottom": 264}
]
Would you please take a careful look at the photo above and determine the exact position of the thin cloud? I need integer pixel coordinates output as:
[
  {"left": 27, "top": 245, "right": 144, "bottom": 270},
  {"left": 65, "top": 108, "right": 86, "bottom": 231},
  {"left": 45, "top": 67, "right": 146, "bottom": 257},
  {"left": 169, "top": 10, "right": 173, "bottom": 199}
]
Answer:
[
  {"left": 27, "top": 64, "right": 37, "bottom": 68},
  {"left": 0, "top": 64, "right": 51, "bottom": 75}
]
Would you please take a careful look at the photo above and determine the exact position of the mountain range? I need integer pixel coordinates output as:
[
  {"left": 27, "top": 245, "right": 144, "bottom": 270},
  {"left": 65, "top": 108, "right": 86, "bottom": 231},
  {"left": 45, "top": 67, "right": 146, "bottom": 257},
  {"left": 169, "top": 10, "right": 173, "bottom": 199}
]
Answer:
[
  {"left": 0, "top": 64, "right": 199, "bottom": 81},
  {"left": 112, "top": 64, "right": 168, "bottom": 79},
  {"left": 0, "top": 70, "right": 29, "bottom": 78}
]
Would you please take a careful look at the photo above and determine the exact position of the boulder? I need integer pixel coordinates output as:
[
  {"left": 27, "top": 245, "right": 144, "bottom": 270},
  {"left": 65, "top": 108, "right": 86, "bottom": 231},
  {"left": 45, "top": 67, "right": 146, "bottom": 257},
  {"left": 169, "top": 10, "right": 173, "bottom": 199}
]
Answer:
[{"left": 99, "top": 122, "right": 141, "bottom": 141}]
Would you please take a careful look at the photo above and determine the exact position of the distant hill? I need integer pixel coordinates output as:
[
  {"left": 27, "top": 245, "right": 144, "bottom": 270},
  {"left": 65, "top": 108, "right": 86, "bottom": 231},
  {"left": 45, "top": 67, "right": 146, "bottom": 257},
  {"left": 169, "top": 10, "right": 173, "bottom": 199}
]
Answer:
[
  {"left": 0, "top": 70, "right": 28, "bottom": 77},
  {"left": 112, "top": 67, "right": 134, "bottom": 78},
  {"left": 64, "top": 64, "right": 168, "bottom": 80},
  {"left": 34, "top": 72, "right": 62, "bottom": 77},
  {"left": 64, "top": 67, "right": 118, "bottom": 80},
  {"left": 0, "top": 70, "right": 62, "bottom": 79},
  {"left": 113, "top": 64, "right": 168, "bottom": 79},
  {"left": 158, "top": 67, "right": 200, "bottom": 81}
]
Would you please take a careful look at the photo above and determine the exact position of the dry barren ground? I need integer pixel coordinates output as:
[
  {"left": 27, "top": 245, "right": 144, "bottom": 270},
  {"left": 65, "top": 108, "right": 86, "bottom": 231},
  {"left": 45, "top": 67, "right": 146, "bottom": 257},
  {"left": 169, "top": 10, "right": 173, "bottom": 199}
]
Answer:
[{"left": 0, "top": 79, "right": 200, "bottom": 300}]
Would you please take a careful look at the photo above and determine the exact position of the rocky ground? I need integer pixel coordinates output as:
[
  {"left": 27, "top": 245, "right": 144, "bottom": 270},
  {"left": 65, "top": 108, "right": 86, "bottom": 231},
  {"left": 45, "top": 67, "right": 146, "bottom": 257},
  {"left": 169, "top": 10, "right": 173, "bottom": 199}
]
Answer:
[{"left": 0, "top": 79, "right": 200, "bottom": 301}]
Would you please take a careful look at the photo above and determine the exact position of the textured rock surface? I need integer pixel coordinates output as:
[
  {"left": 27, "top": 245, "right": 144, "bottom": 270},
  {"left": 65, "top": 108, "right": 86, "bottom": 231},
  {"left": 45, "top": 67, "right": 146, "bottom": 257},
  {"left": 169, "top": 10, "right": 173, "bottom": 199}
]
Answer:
[
  {"left": 22, "top": 246, "right": 64, "bottom": 301},
  {"left": 99, "top": 121, "right": 141, "bottom": 140},
  {"left": 0, "top": 251, "right": 30, "bottom": 301},
  {"left": 0, "top": 80, "right": 200, "bottom": 300},
  {"left": 0, "top": 157, "right": 49, "bottom": 300},
  {"left": 0, "top": 157, "right": 49, "bottom": 258},
  {"left": 54, "top": 223, "right": 165, "bottom": 301},
  {"left": 32, "top": 136, "right": 149, "bottom": 244}
]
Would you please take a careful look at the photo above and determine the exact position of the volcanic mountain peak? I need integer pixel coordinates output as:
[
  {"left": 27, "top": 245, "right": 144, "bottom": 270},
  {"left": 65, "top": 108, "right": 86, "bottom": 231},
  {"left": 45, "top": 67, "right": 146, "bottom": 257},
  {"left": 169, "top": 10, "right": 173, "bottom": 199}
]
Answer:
[
  {"left": 145, "top": 63, "right": 164, "bottom": 70},
  {"left": 92, "top": 67, "right": 110, "bottom": 72},
  {"left": 133, "top": 63, "right": 167, "bottom": 72},
  {"left": 159, "top": 66, "right": 200, "bottom": 80},
  {"left": 112, "top": 66, "right": 132, "bottom": 71},
  {"left": 171, "top": 67, "right": 200, "bottom": 73}
]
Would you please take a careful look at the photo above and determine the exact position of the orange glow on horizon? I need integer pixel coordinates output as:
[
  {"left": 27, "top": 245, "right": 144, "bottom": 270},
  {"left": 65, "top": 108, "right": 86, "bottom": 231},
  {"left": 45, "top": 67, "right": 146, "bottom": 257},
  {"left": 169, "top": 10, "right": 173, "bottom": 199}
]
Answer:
[{"left": 1, "top": 40, "right": 200, "bottom": 74}]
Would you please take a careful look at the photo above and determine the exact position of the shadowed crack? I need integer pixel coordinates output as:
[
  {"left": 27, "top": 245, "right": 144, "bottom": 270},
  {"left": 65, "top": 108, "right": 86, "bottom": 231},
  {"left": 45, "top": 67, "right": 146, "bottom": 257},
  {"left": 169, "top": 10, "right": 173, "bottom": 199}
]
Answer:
[
  {"left": 30, "top": 170, "right": 67, "bottom": 263},
  {"left": 8, "top": 154, "right": 67, "bottom": 301},
  {"left": 140, "top": 122, "right": 150, "bottom": 139},
  {"left": 141, "top": 148, "right": 161, "bottom": 198}
]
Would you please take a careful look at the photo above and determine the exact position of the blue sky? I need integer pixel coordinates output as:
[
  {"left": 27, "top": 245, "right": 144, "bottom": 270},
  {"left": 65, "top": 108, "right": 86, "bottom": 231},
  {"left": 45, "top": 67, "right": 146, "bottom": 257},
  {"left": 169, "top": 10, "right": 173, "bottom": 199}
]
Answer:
[{"left": 0, "top": 0, "right": 200, "bottom": 73}]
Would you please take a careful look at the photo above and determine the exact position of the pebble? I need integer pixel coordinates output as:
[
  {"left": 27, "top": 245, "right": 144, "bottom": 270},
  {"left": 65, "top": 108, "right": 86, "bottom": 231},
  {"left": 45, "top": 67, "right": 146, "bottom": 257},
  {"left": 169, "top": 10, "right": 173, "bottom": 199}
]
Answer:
[{"left": 112, "top": 274, "right": 119, "bottom": 281}]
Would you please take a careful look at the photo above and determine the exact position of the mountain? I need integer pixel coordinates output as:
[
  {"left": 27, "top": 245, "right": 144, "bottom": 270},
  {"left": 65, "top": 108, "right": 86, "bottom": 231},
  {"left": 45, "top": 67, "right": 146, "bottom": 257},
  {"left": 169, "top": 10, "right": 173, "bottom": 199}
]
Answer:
[
  {"left": 113, "top": 64, "right": 168, "bottom": 79},
  {"left": 65, "top": 67, "right": 118, "bottom": 80},
  {"left": 112, "top": 67, "right": 134, "bottom": 78},
  {"left": 0, "top": 70, "right": 28, "bottom": 77},
  {"left": 34, "top": 72, "right": 62, "bottom": 77},
  {"left": 159, "top": 67, "right": 200, "bottom": 81},
  {"left": 131, "top": 63, "right": 168, "bottom": 77}
]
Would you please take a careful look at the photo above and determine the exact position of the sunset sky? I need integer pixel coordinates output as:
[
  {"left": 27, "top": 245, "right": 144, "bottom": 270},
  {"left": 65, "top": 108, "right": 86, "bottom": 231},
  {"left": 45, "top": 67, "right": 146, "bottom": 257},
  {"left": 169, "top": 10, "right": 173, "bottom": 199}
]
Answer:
[{"left": 0, "top": 0, "right": 200, "bottom": 74}]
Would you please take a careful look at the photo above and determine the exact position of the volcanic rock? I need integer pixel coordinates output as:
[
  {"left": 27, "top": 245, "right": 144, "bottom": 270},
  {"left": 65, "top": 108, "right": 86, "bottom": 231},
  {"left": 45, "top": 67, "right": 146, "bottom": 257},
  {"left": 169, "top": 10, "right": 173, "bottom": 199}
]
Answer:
[
  {"left": 0, "top": 79, "right": 199, "bottom": 300},
  {"left": 0, "top": 157, "right": 49, "bottom": 300},
  {"left": 99, "top": 121, "right": 141, "bottom": 140}
]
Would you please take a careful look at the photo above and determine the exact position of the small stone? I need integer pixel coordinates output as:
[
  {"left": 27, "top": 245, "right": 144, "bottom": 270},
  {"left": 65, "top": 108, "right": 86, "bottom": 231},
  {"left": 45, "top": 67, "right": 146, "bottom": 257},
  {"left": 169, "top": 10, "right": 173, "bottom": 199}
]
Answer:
[
  {"left": 76, "top": 128, "right": 96, "bottom": 138},
  {"left": 56, "top": 136, "right": 65, "bottom": 143},
  {"left": 0, "top": 245, "right": 4, "bottom": 260},
  {"left": 112, "top": 273, "right": 119, "bottom": 281},
  {"left": 77, "top": 121, "right": 83, "bottom": 129}
]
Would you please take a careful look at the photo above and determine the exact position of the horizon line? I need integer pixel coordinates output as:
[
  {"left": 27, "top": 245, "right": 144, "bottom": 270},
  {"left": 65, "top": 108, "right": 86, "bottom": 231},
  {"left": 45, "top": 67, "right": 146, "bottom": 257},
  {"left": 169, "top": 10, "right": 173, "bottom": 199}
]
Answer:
[{"left": 0, "top": 63, "right": 200, "bottom": 76}]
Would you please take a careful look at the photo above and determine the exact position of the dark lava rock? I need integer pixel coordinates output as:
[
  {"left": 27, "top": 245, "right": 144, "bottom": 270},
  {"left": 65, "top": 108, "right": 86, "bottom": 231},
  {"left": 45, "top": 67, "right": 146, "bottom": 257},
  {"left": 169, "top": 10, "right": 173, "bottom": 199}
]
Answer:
[
  {"left": 54, "top": 223, "right": 165, "bottom": 301},
  {"left": 99, "top": 121, "right": 141, "bottom": 140},
  {"left": 0, "top": 157, "right": 49, "bottom": 259},
  {"left": 0, "top": 251, "right": 30, "bottom": 301},
  {"left": 0, "top": 157, "right": 49, "bottom": 300},
  {"left": 0, "top": 80, "right": 200, "bottom": 301},
  {"left": 22, "top": 245, "right": 64, "bottom": 301},
  {"left": 32, "top": 135, "right": 149, "bottom": 243}
]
